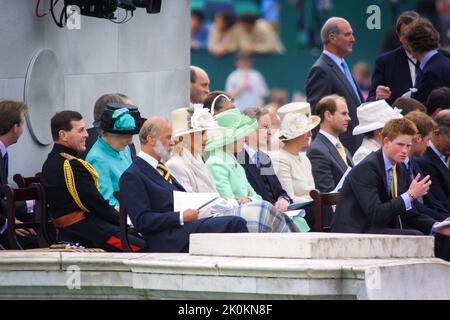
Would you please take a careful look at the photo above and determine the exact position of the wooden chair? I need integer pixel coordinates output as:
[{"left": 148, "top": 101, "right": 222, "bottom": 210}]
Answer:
[
  {"left": 13, "top": 172, "right": 42, "bottom": 188},
  {"left": 1, "top": 183, "right": 50, "bottom": 249},
  {"left": 113, "top": 191, "right": 133, "bottom": 252},
  {"left": 309, "top": 189, "right": 340, "bottom": 232}
]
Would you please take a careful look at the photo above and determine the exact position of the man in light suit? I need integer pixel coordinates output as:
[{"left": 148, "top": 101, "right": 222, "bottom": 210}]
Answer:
[
  {"left": 416, "top": 110, "right": 450, "bottom": 211},
  {"left": 305, "top": 17, "right": 364, "bottom": 155},
  {"left": 119, "top": 117, "right": 247, "bottom": 253},
  {"left": 307, "top": 95, "right": 354, "bottom": 193}
]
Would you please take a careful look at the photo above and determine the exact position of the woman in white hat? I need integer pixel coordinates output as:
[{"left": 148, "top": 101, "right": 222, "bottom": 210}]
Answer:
[
  {"left": 352, "top": 100, "right": 403, "bottom": 165},
  {"left": 269, "top": 103, "right": 320, "bottom": 226},
  {"left": 167, "top": 107, "right": 304, "bottom": 233}
]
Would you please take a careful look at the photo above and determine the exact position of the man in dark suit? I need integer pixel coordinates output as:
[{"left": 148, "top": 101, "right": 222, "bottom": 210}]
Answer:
[
  {"left": 332, "top": 118, "right": 450, "bottom": 260},
  {"left": 407, "top": 19, "right": 450, "bottom": 104},
  {"left": 305, "top": 17, "right": 364, "bottom": 155},
  {"left": 368, "top": 11, "right": 421, "bottom": 105},
  {"left": 404, "top": 111, "right": 449, "bottom": 221},
  {"left": 42, "top": 111, "right": 147, "bottom": 252},
  {"left": 0, "top": 100, "right": 37, "bottom": 249},
  {"left": 307, "top": 95, "right": 354, "bottom": 193},
  {"left": 119, "top": 117, "right": 248, "bottom": 253},
  {"left": 416, "top": 110, "right": 450, "bottom": 211},
  {"left": 239, "top": 107, "right": 291, "bottom": 211}
]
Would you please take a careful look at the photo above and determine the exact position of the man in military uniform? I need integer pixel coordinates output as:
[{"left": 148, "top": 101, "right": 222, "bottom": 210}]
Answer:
[{"left": 41, "top": 110, "right": 146, "bottom": 251}]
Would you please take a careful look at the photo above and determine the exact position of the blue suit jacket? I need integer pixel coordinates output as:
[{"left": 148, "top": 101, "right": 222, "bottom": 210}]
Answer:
[
  {"left": 368, "top": 46, "right": 413, "bottom": 105},
  {"left": 236, "top": 149, "right": 291, "bottom": 205},
  {"left": 407, "top": 157, "right": 449, "bottom": 221},
  {"left": 332, "top": 150, "right": 435, "bottom": 234},
  {"left": 416, "top": 147, "right": 450, "bottom": 212},
  {"left": 119, "top": 157, "right": 197, "bottom": 252},
  {"left": 413, "top": 51, "right": 450, "bottom": 105}
]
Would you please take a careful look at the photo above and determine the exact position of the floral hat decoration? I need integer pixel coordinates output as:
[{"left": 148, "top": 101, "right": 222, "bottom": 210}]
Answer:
[
  {"left": 171, "top": 107, "right": 223, "bottom": 139},
  {"left": 278, "top": 102, "right": 320, "bottom": 141}
]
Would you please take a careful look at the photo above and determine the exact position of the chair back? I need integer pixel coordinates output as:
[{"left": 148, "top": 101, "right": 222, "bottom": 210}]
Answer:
[
  {"left": 309, "top": 189, "right": 340, "bottom": 232},
  {"left": 113, "top": 190, "right": 133, "bottom": 252}
]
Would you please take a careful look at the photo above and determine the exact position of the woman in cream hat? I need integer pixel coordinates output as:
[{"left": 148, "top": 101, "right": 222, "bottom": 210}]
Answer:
[
  {"left": 86, "top": 103, "right": 145, "bottom": 207},
  {"left": 269, "top": 103, "right": 320, "bottom": 227},
  {"left": 352, "top": 100, "right": 403, "bottom": 165},
  {"left": 167, "top": 107, "right": 302, "bottom": 232}
]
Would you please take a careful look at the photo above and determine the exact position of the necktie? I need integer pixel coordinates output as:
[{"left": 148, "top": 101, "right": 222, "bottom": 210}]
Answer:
[
  {"left": 157, "top": 161, "right": 172, "bottom": 184},
  {"left": 336, "top": 142, "right": 348, "bottom": 166},
  {"left": 2, "top": 152, "right": 8, "bottom": 178},
  {"left": 341, "top": 61, "right": 362, "bottom": 104},
  {"left": 255, "top": 151, "right": 261, "bottom": 169},
  {"left": 389, "top": 165, "right": 403, "bottom": 229},
  {"left": 444, "top": 155, "right": 449, "bottom": 169}
]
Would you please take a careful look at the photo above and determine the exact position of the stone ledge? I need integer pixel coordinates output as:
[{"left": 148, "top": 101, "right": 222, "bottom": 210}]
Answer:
[{"left": 189, "top": 233, "right": 435, "bottom": 259}]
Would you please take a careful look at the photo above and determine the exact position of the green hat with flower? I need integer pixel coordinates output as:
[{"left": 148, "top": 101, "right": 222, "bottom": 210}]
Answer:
[{"left": 205, "top": 108, "right": 258, "bottom": 152}]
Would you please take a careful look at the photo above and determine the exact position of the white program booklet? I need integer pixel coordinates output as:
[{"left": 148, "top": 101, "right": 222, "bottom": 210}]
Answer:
[
  {"left": 433, "top": 220, "right": 450, "bottom": 231},
  {"left": 173, "top": 191, "right": 221, "bottom": 219}
]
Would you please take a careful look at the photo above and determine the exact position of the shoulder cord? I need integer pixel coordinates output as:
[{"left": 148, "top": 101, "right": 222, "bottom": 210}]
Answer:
[{"left": 63, "top": 158, "right": 99, "bottom": 213}]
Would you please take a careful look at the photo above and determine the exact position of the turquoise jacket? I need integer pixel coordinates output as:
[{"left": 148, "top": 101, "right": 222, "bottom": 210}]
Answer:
[
  {"left": 86, "top": 136, "right": 132, "bottom": 207},
  {"left": 206, "top": 149, "right": 262, "bottom": 201}
]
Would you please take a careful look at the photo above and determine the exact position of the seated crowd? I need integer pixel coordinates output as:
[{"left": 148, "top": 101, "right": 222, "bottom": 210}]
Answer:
[{"left": 1, "top": 10, "right": 449, "bottom": 260}]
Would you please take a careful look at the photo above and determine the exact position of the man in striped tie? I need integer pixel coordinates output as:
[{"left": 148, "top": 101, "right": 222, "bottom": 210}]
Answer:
[{"left": 119, "top": 117, "right": 248, "bottom": 253}]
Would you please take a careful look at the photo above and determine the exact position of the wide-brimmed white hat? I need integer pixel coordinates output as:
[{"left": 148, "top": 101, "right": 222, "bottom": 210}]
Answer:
[
  {"left": 171, "top": 107, "right": 222, "bottom": 139},
  {"left": 278, "top": 102, "right": 320, "bottom": 141},
  {"left": 353, "top": 100, "right": 403, "bottom": 136}
]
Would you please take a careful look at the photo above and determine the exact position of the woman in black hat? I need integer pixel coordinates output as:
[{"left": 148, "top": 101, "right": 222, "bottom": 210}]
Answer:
[{"left": 86, "top": 103, "right": 145, "bottom": 207}]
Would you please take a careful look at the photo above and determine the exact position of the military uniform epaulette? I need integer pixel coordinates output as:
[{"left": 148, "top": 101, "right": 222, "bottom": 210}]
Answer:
[
  {"left": 59, "top": 152, "right": 100, "bottom": 212},
  {"left": 59, "top": 152, "right": 78, "bottom": 161}
]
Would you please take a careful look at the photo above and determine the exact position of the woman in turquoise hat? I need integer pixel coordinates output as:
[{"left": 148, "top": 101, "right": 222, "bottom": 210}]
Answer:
[
  {"left": 86, "top": 103, "right": 145, "bottom": 207},
  {"left": 205, "top": 108, "right": 308, "bottom": 232}
]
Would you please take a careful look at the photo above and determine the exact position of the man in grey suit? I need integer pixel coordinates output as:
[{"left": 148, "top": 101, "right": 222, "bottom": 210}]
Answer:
[
  {"left": 307, "top": 95, "right": 354, "bottom": 193},
  {"left": 305, "top": 17, "right": 364, "bottom": 155}
]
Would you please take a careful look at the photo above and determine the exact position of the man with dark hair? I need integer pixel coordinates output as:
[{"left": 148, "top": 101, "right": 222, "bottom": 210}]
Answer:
[
  {"left": 305, "top": 17, "right": 365, "bottom": 155},
  {"left": 0, "top": 100, "right": 37, "bottom": 249},
  {"left": 307, "top": 95, "right": 354, "bottom": 193},
  {"left": 368, "top": 11, "right": 421, "bottom": 105},
  {"left": 403, "top": 111, "right": 448, "bottom": 221},
  {"left": 41, "top": 110, "right": 147, "bottom": 251},
  {"left": 392, "top": 97, "right": 427, "bottom": 115},
  {"left": 426, "top": 86, "right": 450, "bottom": 118},
  {"left": 190, "top": 65, "right": 210, "bottom": 107},
  {"left": 331, "top": 118, "right": 450, "bottom": 260},
  {"left": 416, "top": 110, "right": 450, "bottom": 211},
  {"left": 407, "top": 19, "right": 450, "bottom": 104}
]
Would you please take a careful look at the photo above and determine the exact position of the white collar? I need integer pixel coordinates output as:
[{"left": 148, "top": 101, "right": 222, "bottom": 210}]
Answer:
[
  {"left": 137, "top": 150, "right": 159, "bottom": 169},
  {"left": 244, "top": 144, "right": 258, "bottom": 162},
  {"left": 0, "top": 140, "right": 6, "bottom": 157},
  {"left": 323, "top": 50, "right": 344, "bottom": 67},
  {"left": 319, "top": 129, "right": 340, "bottom": 148}
]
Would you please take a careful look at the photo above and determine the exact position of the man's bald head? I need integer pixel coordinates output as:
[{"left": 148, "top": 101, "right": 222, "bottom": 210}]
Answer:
[
  {"left": 139, "top": 116, "right": 168, "bottom": 144},
  {"left": 190, "top": 65, "right": 210, "bottom": 104},
  {"left": 321, "top": 17, "right": 355, "bottom": 57}
]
